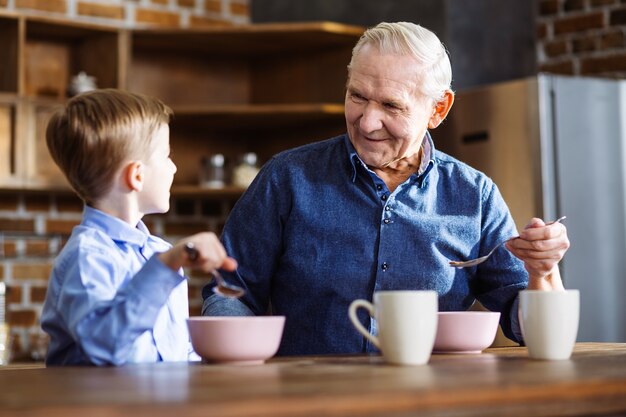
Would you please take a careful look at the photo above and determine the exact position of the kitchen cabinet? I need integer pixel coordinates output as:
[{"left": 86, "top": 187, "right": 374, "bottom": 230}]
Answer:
[
  {"left": 0, "top": 11, "right": 363, "bottom": 197},
  {"left": 0, "top": 12, "right": 122, "bottom": 190}
]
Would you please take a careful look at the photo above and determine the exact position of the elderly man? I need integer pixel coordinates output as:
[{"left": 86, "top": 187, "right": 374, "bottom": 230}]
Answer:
[{"left": 202, "top": 22, "right": 570, "bottom": 355}]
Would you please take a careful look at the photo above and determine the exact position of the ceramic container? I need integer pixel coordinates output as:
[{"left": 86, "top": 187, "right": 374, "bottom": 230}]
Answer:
[
  {"left": 434, "top": 311, "right": 501, "bottom": 353},
  {"left": 187, "top": 316, "right": 285, "bottom": 365},
  {"left": 519, "top": 289, "right": 579, "bottom": 360},
  {"left": 349, "top": 291, "right": 439, "bottom": 365}
]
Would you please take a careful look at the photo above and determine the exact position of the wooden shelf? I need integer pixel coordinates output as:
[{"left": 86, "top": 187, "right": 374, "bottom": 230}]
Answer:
[
  {"left": 171, "top": 185, "right": 245, "bottom": 198},
  {"left": 0, "top": 11, "right": 363, "bottom": 194},
  {"left": 128, "top": 22, "right": 360, "bottom": 107},
  {"left": 0, "top": 14, "right": 19, "bottom": 95},
  {"left": 170, "top": 103, "right": 345, "bottom": 129},
  {"left": 0, "top": 97, "right": 15, "bottom": 184},
  {"left": 0, "top": 184, "right": 71, "bottom": 194},
  {"left": 0, "top": 92, "right": 18, "bottom": 103},
  {"left": 23, "top": 18, "right": 122, "bottom": 100},
  {"left": 0, "top": 185, "right": 246, "bottom": 200},
  {"left": 130, "top": 22, "right": 364, "bottom": 56}
]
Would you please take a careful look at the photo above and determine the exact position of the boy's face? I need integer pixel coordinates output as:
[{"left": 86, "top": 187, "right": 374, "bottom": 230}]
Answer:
[{"left": 140, "top": 124, "right": 177, "bottom": 214}]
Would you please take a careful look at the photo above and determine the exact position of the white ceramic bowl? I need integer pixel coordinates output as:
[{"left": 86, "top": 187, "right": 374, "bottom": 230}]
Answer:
[
  {"left": 434, "top": 311, "right": 501, "bottom": 354},
  {"left": 187, "top": 316, "right": 285, "bottom": 364}
]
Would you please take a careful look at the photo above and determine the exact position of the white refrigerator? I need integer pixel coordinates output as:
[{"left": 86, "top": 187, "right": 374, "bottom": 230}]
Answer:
[{"left": 437, "top": 74, "right": 626, "bottom": 342}]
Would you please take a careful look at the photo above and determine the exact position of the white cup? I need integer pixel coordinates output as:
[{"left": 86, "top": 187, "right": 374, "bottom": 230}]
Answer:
[
  {"left": 519, "top": 289, "right": 580, "bottom": 360},
  {"left": 348, "top": 290, "right": 438, "bottom": 365}
]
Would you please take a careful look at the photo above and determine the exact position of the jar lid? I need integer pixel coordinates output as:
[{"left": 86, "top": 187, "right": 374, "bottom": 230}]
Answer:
[
  {"left": 241, "top": 152, "right": 257, "bottom": 165},
  {"left": 207, "top": 154, "right": 225, "bottom": 167}
]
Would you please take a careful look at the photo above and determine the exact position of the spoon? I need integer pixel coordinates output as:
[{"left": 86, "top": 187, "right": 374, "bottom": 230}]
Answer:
[
  {"left": 448, "top": 216, "right": 566, "bottom": 269},
  {"left": 184, "top": 243, "right": 246, "bottom": 298}
]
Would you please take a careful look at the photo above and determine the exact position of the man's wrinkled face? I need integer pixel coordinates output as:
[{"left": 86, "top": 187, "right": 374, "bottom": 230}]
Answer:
[{"left": 345, "top": 45, "right": 437, "bottom": 169}]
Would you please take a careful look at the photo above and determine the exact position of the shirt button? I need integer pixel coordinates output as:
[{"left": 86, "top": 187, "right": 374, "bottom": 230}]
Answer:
[
  {"left": 376, "top": 185, "right": 383, "bottom": 191},
  {"left": 385, "top": 206, "right": 391, "bottom": 211},
  {"left": 381, "top": 262, "right": 389, "bottom": 271},
  {"left": 381, "top": 194, "right": 387, "bottom": 201},
  {"left": 383, "top": 219, "right": 390, "bottom": 224}
]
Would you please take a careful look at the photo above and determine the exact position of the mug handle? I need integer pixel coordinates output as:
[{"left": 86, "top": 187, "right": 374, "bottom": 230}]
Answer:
[{"left": 348, "top": 299, "right": 380, "bottom": 349}]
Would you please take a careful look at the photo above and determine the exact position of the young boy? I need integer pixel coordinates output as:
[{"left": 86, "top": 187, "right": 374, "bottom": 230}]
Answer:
[{"left": 40, "top": 89, "right": 236, "bottom": 366}]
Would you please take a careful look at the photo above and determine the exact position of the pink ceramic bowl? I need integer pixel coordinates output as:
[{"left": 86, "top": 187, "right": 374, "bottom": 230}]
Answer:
[
  {"left": 187, "top": 316, "right": 285, "bottom": 364},
  {"left": 434, "top": 311, "right": 501, "bottom": 354}
]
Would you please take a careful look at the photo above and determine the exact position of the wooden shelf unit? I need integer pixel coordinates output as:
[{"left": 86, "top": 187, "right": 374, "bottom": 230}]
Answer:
[
  {"left": 0, "top": 12, "right": 363, "bottom": 195},
  {"left": 0, "top": 14, "right": 19, "bottom": 95},
  {"left": 23, "top": 17, "right": 122, "bottom": 100}
]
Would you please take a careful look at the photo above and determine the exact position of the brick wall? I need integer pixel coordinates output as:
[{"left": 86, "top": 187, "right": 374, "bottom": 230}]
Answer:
[
  {"left": 0, "top": 1, "right": 250, "bottom": 361},
  {"left": 0, "top": 0, "right": 250, "bottom": 27},
  {"left": 538, "top": 0, "right": 626, "bottom": 77}
]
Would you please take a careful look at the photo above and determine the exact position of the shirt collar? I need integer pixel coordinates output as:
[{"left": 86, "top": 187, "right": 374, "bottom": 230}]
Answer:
[
  {"left": 81, "top": 205, "right": 150, "bottom": 247},
  {"left": 345, "top": 131, "right": 436, "bottom": 183}
]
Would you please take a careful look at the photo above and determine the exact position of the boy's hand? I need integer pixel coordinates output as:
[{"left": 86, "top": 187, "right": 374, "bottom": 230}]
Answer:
[{"left": 159, "top": 232, "right": 237, "bottom": 272}]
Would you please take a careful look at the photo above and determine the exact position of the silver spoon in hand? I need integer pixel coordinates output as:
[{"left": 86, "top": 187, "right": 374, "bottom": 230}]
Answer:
[
  {"left": 448, "top": 216, "right": 567, "bottom": 268},
  {"left": 184, "top": 243, "right": 245, "bottom": 298}
]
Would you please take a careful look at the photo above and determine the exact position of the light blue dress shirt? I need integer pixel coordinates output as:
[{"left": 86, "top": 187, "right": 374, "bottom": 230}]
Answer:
[
  {"left": 203, "top": 133, "right": 527, "bottom": 355},
  {"left": 41, "top": 206, "right": 198, "bottom": 366}
]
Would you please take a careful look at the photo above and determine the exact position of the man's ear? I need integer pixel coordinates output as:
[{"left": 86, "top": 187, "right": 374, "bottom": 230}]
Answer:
[
  {"left": 428, "top": 90, "right": 455, "bottom": 129},
  {"left": 124, "top": 161, "right": 144, "bottom": 192}
]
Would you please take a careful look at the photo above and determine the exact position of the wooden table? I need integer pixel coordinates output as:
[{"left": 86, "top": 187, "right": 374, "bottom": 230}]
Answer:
[{"left": 1, "top": 343, "right": 626, "bottom": 417}]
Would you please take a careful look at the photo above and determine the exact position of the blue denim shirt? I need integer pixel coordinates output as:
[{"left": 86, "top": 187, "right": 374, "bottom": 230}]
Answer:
[{"left": 203, "top": 133, "right": 527, "bottom": 355}]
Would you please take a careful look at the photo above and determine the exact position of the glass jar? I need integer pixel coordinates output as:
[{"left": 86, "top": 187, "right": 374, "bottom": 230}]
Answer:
[
  {"left": 200, "top": 154, "right": 226, "bottom": 188},
  {"left": 232, "top": 152, "right": 260, "bottom": 188}
]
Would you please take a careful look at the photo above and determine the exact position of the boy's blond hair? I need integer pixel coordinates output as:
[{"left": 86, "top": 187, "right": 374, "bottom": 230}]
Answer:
[{"left": 46, "top": 89, "right": 172, "bottom": 205}]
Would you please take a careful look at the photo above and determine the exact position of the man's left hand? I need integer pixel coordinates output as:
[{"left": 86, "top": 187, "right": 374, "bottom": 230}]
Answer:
[{"left": 506, "top": 218, "right": 570, "bottom": 290}]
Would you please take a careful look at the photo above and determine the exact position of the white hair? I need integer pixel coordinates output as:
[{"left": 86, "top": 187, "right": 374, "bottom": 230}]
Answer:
[{"left": 348, "top": 22, "right": 453, "bottom": 103}]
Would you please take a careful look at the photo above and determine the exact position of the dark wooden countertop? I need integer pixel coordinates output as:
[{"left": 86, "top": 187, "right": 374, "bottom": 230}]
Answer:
[{"left": 1, "top": 343, "right": 626, "bottom": 417}]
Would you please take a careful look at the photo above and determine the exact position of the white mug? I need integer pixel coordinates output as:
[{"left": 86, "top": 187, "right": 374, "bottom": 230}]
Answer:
[
  {"left": 348, "top": 291, "right": 438, "bottom": 365},
  {"left": 519, "top": 289, "right": 580, "bottom": 360}
]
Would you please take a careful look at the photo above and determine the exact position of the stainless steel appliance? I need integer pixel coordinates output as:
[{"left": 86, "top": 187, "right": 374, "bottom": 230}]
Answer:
[{"left": 437, "top": 74, "right": 626, "bottom": 342}]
